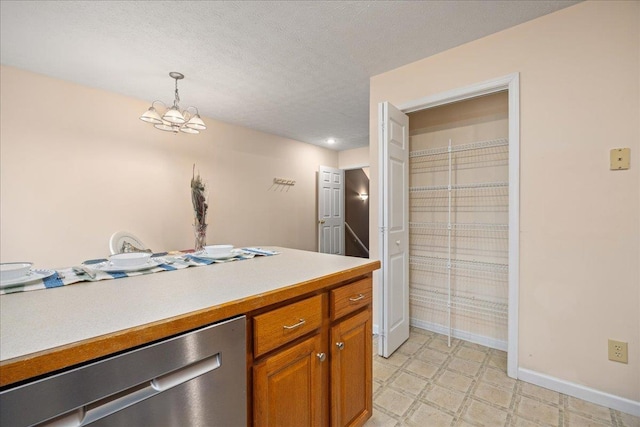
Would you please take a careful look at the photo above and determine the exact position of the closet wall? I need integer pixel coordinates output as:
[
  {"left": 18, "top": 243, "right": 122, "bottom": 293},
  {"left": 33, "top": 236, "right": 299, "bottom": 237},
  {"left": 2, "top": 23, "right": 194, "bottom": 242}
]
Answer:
[{"left": 408, "top": 91, "right": 509, "bottom": 350}]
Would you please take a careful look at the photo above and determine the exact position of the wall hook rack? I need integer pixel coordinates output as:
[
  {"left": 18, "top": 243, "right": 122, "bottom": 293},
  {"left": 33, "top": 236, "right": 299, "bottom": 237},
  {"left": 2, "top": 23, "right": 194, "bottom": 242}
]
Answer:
[
  {"left": 273, "top": 178, "right": 296, "bottom": 186},
  {"left": 271, "top": 177, "right": 296, "bottom": 192}
]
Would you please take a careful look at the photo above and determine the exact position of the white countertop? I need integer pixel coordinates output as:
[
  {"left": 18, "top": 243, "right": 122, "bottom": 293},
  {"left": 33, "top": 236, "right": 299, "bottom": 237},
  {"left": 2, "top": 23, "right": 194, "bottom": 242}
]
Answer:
[{"left": 0, "top": 247, "right": 377, "bottom": 364}]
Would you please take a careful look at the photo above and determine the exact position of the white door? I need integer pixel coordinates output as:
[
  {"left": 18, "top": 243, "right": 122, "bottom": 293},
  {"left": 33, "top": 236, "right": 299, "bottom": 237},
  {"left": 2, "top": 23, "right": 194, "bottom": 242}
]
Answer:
[
  {"left": 318, "top": 166, "right": 344, "bottom": 255},
  {"left": 378, "top": 102, "right": 410, "bottom": 357}
]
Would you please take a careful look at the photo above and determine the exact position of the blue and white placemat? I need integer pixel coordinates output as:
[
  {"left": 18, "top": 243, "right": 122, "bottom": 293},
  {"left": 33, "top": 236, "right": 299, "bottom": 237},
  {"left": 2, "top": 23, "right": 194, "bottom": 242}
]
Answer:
[{"left": 0, "top": 248, "right": 279, "bottom": 295}]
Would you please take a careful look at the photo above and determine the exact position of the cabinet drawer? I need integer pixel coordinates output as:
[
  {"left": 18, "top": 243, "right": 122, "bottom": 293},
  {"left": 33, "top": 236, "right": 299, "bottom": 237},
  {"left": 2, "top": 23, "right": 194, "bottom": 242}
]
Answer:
[
  {"left": 331, "top": 278, "right": 372, "bottom": 321},
  {"left": 254, "top": 295, "right": 323, "bottom": 357}
]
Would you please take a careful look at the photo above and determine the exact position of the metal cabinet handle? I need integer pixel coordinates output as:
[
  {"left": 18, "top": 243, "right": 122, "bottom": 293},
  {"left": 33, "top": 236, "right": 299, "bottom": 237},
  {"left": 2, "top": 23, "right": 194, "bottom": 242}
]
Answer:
[
  {"left": 349, "top": 294, "right": 365, "bottom": 302},
  {"left": 283, "top": 319, "right": 306, "bottom": 330},
  {"left": 336, "top": 342, "right": 345, "bottom": 350},
  {"left": 317, "top": 352, "right": 326, "bottom": 362}
]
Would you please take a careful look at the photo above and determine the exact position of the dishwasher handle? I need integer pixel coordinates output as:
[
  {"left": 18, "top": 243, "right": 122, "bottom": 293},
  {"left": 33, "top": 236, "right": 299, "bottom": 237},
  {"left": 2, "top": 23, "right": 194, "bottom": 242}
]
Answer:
[
  {"left": 152, "top": 352, "right": 221, "bottom": 391},
  {"left": 79, "top": 353, "right": 221, "bottom": 426}
]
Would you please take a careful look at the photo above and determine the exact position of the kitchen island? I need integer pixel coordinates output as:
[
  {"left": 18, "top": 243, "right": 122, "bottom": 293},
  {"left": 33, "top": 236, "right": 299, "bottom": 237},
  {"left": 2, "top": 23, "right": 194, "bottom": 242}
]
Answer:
[{"left": 0, "top": 247, "right": 380, "bottom": 426}]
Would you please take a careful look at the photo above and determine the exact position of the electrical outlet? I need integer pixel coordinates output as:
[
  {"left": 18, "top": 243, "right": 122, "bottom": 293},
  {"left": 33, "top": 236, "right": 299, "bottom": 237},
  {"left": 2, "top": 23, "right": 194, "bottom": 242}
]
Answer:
[{"left": 608, "top": 339, "right": 628, "bottom": 363}]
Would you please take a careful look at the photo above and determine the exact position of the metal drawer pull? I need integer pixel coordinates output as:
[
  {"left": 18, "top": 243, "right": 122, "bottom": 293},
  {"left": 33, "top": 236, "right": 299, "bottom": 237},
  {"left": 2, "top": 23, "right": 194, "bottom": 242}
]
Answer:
[
  {"left": 336, "top": 342, "right": 345, "bottom": 350},
  {"left": 317, "top": 352, "right": 326, "bottom": 362},
  {"left": 283, "top": 319, "right": 306, "bottom": 330},
  {"left": 349, "top": 294, "right": 365, "bottom": 302}
]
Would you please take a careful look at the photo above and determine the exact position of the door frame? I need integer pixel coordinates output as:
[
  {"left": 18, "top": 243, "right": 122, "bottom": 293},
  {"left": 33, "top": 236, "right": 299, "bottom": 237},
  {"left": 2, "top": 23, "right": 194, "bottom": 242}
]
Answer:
[
  {"left": 318, "top": 164, "right": 370, "bottom": 256},
  {"left": 389, "top": 73, "right": 520, "bottom": 378}
]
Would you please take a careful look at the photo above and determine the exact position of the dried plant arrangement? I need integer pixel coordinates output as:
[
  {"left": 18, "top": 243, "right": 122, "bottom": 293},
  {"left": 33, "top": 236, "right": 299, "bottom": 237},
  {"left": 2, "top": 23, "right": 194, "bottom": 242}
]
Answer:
[{"left": 191, "top": 164, "right": 208, "bottom": 251}]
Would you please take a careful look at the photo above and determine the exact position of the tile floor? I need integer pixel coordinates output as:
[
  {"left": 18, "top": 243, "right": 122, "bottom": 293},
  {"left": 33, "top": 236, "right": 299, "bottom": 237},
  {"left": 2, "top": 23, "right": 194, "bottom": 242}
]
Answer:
[{"left": 365, "top": 328, "right": 639, "bottom": 427}]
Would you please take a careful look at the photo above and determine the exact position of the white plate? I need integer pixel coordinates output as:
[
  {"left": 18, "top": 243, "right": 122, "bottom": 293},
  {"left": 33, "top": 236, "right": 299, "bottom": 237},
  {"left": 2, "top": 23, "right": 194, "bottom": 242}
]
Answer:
[
  {"left": 0, "top": 269, "right": 56, "bottom": 288},
  {"left": 91, "top": 259, "right": 162, "bottom": 273},
  {"left": 193, "top": 251, "right": 239, "bottom": 260}
]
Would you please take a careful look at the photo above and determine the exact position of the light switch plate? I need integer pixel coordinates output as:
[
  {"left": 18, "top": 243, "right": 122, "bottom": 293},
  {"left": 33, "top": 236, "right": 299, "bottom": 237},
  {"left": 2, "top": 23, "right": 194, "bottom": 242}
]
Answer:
[{"left": 610, "top": 148, "right": 630, "bottom": 170}]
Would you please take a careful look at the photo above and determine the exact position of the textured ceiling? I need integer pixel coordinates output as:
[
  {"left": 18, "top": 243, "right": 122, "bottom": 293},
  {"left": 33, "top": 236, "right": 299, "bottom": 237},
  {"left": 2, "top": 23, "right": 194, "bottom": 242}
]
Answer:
[{"left": 0, "top": 1, "right": 578, "bottom": 151}]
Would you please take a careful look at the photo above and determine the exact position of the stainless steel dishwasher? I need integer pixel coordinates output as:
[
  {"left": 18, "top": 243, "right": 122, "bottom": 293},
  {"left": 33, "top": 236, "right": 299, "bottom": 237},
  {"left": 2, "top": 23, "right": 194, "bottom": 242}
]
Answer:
[{"left": 0, "top": 315, "right": 246, "bottom": 427}]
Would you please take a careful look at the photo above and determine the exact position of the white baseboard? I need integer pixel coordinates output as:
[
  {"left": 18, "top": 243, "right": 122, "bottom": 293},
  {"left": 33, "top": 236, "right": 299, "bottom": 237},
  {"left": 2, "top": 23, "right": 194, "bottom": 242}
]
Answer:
[
  {"left": 518, "top": 368, "right": 640, "bottom": 417},
  {"left": 410, "top": 318, "right": 508, "bottom": 352}
]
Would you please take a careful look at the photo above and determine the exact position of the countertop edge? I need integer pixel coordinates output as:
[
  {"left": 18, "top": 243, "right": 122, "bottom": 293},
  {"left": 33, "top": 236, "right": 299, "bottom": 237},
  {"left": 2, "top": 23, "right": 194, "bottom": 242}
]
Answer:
[{"left": 0, "top": 260, "right": 380, "bottom": 387}]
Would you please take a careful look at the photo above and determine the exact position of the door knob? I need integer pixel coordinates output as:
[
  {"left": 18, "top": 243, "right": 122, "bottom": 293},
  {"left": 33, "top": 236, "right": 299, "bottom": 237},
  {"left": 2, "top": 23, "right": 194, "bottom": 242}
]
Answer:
[
  {"left": 316, "top": 352, "right": 326, "bottom": 362},
  {"left": 396, "top": 240, "right": 401, "bottom": 245},
  {"left": 318, "top": 219, "right": 326, "bottom": 224},
  {"left": 336, "top": 342, "right": 345, "bottom": 350}
]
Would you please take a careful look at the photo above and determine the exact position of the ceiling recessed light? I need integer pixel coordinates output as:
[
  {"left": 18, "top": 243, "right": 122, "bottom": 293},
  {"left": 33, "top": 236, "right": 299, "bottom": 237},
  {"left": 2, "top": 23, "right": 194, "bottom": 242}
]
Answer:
[{"left": 327, "top": 138, "right": 336, "bottom": 145}]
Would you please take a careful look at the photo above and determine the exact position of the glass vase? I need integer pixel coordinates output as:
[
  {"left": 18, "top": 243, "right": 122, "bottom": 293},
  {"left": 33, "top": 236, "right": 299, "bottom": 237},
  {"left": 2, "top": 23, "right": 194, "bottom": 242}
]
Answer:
[{"left": 194, "top": 222, "right": 207, "bottom": 252}]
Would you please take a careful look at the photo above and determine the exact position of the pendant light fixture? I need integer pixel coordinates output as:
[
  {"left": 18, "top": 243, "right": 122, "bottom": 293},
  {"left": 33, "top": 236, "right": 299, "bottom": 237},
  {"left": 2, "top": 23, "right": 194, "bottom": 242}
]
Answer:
[{"left": 140, "top": 72, "right": 206, "bottom": 134}]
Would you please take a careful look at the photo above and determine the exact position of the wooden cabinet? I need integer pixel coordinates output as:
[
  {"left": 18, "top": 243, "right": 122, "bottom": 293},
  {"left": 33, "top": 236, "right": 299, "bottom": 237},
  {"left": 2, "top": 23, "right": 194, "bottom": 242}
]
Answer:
[
  {"left": 330, "top": 278, "right": 372, "bottom": 321},
  {"left": 253, "top": 333, "right": 325, "bottom": 427},
  {"left": 331, "top": 309, "right": 372, "bottom": 427},
  {"left": 251, "top": 276, "right": 372, "bottom": 427},
  {"left": 253, "top": 294, "right": 323, "bottom": 357}
]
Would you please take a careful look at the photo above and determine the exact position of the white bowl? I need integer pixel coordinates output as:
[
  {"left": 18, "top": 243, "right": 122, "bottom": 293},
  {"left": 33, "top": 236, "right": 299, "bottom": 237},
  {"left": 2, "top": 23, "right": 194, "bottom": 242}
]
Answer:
[
  {"left": 109, "top": 252, "right": 152, "bottom": 267},
  {"left": 204, "top": 244, "right": 233, "bottom": 256},
  {"left": 0, "top": 262, "right": 33, "bottom": 282}
]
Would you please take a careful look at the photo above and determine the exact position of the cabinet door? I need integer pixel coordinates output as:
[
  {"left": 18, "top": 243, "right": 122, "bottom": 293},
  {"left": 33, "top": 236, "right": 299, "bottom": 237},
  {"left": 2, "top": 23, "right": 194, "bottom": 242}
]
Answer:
[
  {"left": 330, "top": 309, "right": 372, "bottom": 427},
  {"left": 254, "top": 334, "right": 325, "bottom": 427}
]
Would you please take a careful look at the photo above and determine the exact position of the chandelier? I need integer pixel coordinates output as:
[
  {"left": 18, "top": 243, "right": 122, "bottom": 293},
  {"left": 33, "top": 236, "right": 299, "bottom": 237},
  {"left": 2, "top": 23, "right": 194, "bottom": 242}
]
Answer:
[{"left": 140, "top": 72, "right": 206, "bottom": 134}]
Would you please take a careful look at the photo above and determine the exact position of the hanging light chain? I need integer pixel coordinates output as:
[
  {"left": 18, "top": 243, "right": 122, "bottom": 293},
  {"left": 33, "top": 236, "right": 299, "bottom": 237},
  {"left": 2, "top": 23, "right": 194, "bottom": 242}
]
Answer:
[{"left": 173, "top": 77, "right": 181, "bottom": 107}]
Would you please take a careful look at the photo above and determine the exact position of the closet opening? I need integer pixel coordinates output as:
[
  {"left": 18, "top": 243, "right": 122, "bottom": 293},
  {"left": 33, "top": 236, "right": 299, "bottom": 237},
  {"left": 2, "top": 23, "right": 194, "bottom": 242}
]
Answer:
[
  {"left": 407, "top": 91, "right": 509, "bottom": 351},
  {"left": 378, "top": 73, "right": 519, "bottom": 378}
]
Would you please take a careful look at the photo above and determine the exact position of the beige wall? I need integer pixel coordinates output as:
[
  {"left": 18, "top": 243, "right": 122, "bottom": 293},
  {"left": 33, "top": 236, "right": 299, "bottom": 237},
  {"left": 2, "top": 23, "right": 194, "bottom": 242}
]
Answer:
[
  {"left": 370, "top": 1, "right": 639, "bottom": 401},
  {"left": 0, "top": 66, "right": 338, "bottom": 267},
  {"left": 338, "top": 146, "right": 369, "bottom": 169}
]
